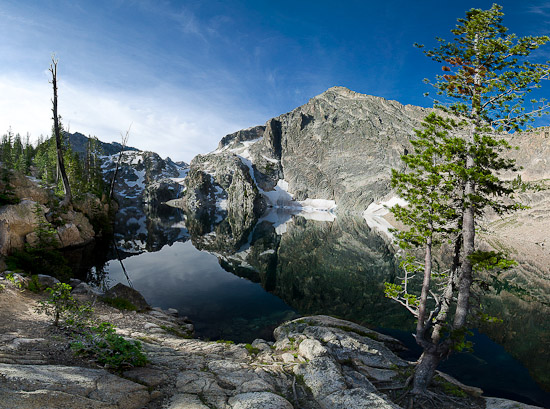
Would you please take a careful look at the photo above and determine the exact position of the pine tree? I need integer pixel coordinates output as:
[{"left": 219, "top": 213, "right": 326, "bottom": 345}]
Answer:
[{"left": 387, "top": 4, "right": 550, "bottom": 398}]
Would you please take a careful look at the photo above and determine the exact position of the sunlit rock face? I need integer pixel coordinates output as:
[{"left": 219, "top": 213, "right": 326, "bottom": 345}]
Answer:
[
  {"left": 182, "top": 86, "right": 429, "bottom": 225},
  {"left": 102, "top": 150, "right": 188, "bottom": 206},
  {"left": 100, "top": 150, "right": 189, "bottom": 257}
]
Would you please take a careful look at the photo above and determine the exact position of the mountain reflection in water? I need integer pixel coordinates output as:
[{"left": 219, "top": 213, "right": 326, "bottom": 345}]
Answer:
[{"left": 80, "top": 203, "right": 550, "bottom": 407}]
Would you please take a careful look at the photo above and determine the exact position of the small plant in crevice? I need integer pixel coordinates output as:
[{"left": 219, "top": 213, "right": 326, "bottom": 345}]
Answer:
[
  {"left": 245, "top": 343, "right": 260, "bottom": 355},
  {"left": 5, "top": 272, "right": 23, "bottom": 289},
  {"left": 101, "top": 296, "right": 137, "bottom": 311},
  {"left": 159, "top": 324, "right": 193, "bottom": 338},
  {"left": 26, "top": 275, "right": 41, "bottom": 293},
  {"left": 35, "top": 283, "right": 81, "bottom": 327},
  {"left": 71, "top": 322, "right": 147, "bottom": 370},
  {"left": 37, "top": 283, "right": 147, "bottom": 370}
]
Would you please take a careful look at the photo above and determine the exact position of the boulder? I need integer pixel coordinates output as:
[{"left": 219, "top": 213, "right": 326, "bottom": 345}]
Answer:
[
  {"left": 36, "top": 274, "right": 60, "bottom": 290},
  {"left": 0, "top": 200, "right": 44, "bottom": 255},
  {"left": 72, "top": 282, "right": 103, "bottom": 296},
  {"left": 104, "top": 283, "right": 150, "bottom": 312},
  {"left": 57, "top": 223, "right": 84, "bottom": 247},
  {"left": 227, "top": 392, "right": 293, "bottom": 409},
  {"left": 0, "top": 364, "right": 150, "bottom": 409}
]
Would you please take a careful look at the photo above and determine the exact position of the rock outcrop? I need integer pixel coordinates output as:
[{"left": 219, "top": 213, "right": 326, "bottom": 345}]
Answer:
[
  {"left": 182, "top": 151, "right": 266, "bottom": 236},
  {"left": 180, "top": 86, "right": 430, "bottom": 225},
  {"left": 0, "top": 278, "right": 542, "bottom": 409},
  {"left": 0, "top": 172, "right": 99, "bottom": 256},
  {"left": 102, "top": 150, "right": 188, "bottom": 206}
]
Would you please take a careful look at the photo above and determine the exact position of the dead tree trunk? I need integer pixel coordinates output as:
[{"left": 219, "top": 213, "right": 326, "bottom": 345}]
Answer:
[
  {"left": 50, "top": 57, "right": 72, "bottom": 208},
  {"left": 109, "top": 125, "right": 131, "bottom": 201}
]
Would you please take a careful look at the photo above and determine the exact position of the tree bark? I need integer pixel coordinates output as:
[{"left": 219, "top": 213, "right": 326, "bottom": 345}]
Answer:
[
  {"left": 416, "top": 235, "right": 433, "bottom": 342},
  {"left": 412, "top": 348, "right": 441, "bottom": 395},
  {"left": 50, "top": 58, "right": 72, "bottom": 208}
]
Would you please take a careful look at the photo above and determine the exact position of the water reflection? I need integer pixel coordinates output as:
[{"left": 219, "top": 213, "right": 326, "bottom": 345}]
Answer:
[{"left": 89, "top": 202, "right": 550, "bottom": 405}]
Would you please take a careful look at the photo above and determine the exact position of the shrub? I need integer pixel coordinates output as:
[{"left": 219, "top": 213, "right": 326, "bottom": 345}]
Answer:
[
  {"left": 36, "top": 283, "right": 148, "bottom": 370},
  {"left": 35, "top": 283, "right": 79, "bottom": 327},
  {"left": 102, "top": 296, "right": 137, "bottom": 311},
  {"left": 27, "top": 275, "right": 41, "bottom": 293},
  {"left": 71, "top": 322, "right": 147, "bottom": 369}
]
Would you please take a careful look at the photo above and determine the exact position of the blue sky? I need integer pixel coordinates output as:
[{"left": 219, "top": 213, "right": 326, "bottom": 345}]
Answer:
[{"left": 1, "top": 0, "right": 549, "bottom": 162}]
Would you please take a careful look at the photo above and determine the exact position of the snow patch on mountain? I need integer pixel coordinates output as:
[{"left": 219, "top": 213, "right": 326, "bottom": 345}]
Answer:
[{"left": 362, "top": 196, "right": 407, "bottom": 238}]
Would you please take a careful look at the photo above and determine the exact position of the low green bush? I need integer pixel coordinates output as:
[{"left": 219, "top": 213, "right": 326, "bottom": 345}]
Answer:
[
  {"left": 37, "top": 283, "right": 147, "bottom": 370},
  {"left": 71, "top": 322, "right": 147, "bottom": 369},
  {"left": 102, "top": 296, "right": 137, "bottom": 311}
]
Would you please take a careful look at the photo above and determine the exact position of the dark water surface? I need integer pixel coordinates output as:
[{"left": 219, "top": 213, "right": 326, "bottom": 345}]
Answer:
[{"left": 89, "top": 204, "right": 550, "bottom": 407}]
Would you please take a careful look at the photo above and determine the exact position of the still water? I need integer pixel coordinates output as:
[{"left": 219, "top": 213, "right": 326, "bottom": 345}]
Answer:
[{"left": 93, "top": 204, "right": 550, "bottom": 407}]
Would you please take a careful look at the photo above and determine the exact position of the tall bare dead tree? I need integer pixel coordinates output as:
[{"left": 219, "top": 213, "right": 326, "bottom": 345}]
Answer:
[
  {"left": 49, "top": 56, "right": 72, "bottom": 207},
  {"left": 109, "top": 125, "right": 131, "bottom": 201}
]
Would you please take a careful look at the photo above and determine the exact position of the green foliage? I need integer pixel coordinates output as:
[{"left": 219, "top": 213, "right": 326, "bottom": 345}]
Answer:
[
  {"left": 5, "top": 272, "right": 23, "bottom": 289},
  {"left": 387, "top": 4, "right": 549, "bottom": 393},
  {"left": 36, "top": 283, "right": 79, "bottom": 327},
  {"left": 27, "top": 275, "right": 41, "bottom": 293},
  {"left": 215, "top": 339, "right": 234, "bottom": 345},
  {"left": 37, "top": 282, "right": 147, "bottom": 370},
  {"left": 435, "top": 376, "right": 468, "bottom": 398},
  {"left": 244, "top": 343, "right": 260, "bottom": 355},
  {"left": 0, "top": 167, "right": 20, "bottom": 206},
  {"left": 71, "top": 322, "right": 147, "bottom": 370},
  {"left": 0, "top": 129, "right": 34, "bottom": 175},
  {"left": 7, "top": 247, "right": 71, "bottom": 282},
  {"left": 102, "top": 296, "right": 137, "bottom": 311},
  {"left": 449, "top": 328, "right": 474, "bottom": 353},
  {"left": 421, "top": 4, "right": 550, "bottom": 131},
  {"left": 34, "top": 130, "right": 106, "bottom": 201},
  {"left": 32, "top": 202, "right": 60, "bottom": 249},
  {"left": 159, "top": 324, "right": 193, "bottom": 338},
  {"left": 511, "top": 174, "right": 545, "bottom": 193}
]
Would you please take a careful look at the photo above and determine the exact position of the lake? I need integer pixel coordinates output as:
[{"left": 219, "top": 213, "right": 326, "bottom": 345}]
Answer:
[{"left": 73, "top": 203, "right": 550, "bottom": 407}]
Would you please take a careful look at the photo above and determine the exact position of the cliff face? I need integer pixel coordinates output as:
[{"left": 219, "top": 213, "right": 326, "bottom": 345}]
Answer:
[
  {"left": 0, "top": 170, "right": 104, "bottom": 257},
  {"left": 181, "top": 87, "right": 430, "bottom": 225},
  {"left": 101, "top": 150, "right": 188, "bottom": 206}
]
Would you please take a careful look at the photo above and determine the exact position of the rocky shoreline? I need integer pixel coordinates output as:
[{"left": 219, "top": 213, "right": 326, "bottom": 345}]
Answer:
[{"left": 0, "top": 276, "right": 541, "bottom": 409}]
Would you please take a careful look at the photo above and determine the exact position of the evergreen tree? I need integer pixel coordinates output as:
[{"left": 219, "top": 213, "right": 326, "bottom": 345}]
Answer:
[{"left": 387, "top": 4, "right": 550, "bottom": 398}]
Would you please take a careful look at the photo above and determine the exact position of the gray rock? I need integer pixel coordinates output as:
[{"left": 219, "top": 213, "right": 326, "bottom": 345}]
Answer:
[
  {"left": 320, "top": 388, "right": 402, "bottom": 409},
  {"left": 166, "top": 393, "right": 211, "bottom": 409},
  {"left": 298, "top": 338, "right": 328, "bottom": 360},
  {"left": 167, "top": 308, "right": 179, "bottom": 316},
  {"left": 102, "top": 150, "right": 188, "bottom": 206},
  {"left": 122, "top": 367, "right": 168, "bottom": 387},
  {"left": 104, "top": 283, "right": 150, "bottom": 311},
  {"left": 484, "top": 397, "right": 543, "bottom": 409},
  {"left": 183, "top": 86, "right": 430, "bottom": 222},
  {"left": 0, "top": 364, "right": 150, "bottom": 409},
  {"left": 0, "top": 200, "right": 45, "bottom": 255},
  {"left": 228, "top": 392, "right": 293, "bottom": 409},
  {"left": 72, "top": 282, "right": 103, "bottom": 296},
  {"left": 36, "top": 274, "right": 60, "bottom": 290},
  {"left": 294, "top": 357, "right": 347, "bottom": 398}
]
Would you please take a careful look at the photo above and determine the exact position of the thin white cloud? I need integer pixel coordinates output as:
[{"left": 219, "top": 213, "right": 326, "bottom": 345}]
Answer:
[
  {"left": 0, "top": 73, "right": 263, "bottom": 162},
  {"left": 527, "top": 2, "right": 550, "bottom": 15}
]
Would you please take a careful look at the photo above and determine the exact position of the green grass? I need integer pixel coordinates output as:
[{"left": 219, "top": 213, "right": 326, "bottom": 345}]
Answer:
[
  {"left": 102, "top": 296, "right": 138, "bottom": 311},
  {"left": 215, "top": 339, "right": 234, "bottom": 345},
  {"left": 245, "top": 343, "right": 260, "bottom": 355},
  {"left": 159, "top": 324, "right": 193, "bottom": 338}
]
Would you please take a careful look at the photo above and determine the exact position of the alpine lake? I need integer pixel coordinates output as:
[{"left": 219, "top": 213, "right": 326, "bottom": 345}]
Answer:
[{"left": 65, "top": 202, "right": 550, "bottom": 408}]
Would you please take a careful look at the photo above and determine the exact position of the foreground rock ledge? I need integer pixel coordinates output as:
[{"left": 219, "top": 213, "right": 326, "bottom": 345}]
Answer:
[{"left": 0, "top": 284, "right": 542, "bottom": 409}]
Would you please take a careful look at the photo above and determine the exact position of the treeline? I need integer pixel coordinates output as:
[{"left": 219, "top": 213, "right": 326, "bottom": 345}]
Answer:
[{"left": 0, "top": 125, "right": 105, "bottom": 200}]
